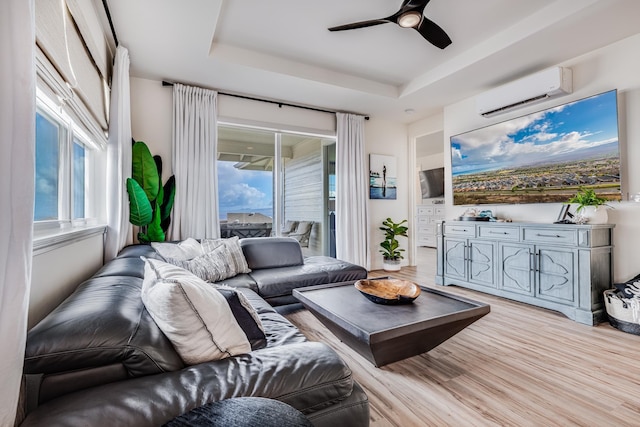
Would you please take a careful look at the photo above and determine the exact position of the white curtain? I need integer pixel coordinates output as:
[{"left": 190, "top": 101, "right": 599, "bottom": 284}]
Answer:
[
  {"left": 336, "top": 113, "right": 370, "bottom": 270},
  {"left": 104, "top": 45, "right": 133, "bottom": 260},
  {"left": 0, "top": 0, "right": 35, "bottom": 424},
  {"left": 170, "top": 83, "right": 219, "bottom": 240}
]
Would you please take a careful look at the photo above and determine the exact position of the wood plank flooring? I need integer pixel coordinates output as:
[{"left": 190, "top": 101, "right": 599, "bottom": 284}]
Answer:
[{"left": 286, "top": 248, "right": 640, "bottom": 426}]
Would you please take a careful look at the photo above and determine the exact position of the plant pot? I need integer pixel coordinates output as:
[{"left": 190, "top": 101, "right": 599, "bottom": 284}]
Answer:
[
  {"left": 383, "top": 258, "right": 401, "bottom": 272},
  {"left": 578, "top": 206, "right": 608, "bottom": 224}
]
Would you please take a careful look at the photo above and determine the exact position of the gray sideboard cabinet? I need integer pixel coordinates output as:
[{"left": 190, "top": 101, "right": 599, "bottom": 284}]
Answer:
[{"left": 435, "top": 220, "right": 614, "bottom": 325}]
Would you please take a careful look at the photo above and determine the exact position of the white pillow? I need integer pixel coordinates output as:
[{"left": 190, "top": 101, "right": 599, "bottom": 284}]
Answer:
[
  {"left": 151, "top": 238, "right": 203, "bottom": 261},
  {"left": 202, "top": 236, "right": 251, "bottom": 274},
  {"left": 165, "top": 243, "right": 237, "bottom": 282},
  {"left": 141, "top": 258, "right": 251, "bottom": 365}
]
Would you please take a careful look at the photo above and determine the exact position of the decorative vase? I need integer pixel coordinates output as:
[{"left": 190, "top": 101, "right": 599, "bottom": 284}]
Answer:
[
  {"left": 578, "top": 206, "right": 608, "bottom": 224},
  {"left": 383, "top": 258, "right": 401, "bottom": 272}
]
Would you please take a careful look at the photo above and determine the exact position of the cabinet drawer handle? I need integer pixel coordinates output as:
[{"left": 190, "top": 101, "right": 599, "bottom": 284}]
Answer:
[
  {"left": 451, "top": 228, "right": 468, "bottom": 232},
  {"left": 489, "top": 231, "right": 509, "bottom": 235},
  {"left": 536, "top": 233, "right": 563, "bottom": 238}
]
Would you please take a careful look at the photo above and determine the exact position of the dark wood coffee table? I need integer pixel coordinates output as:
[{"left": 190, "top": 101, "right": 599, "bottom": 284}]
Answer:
[{"left": 293, "top": 281, "right": 490, "bottom": 367}]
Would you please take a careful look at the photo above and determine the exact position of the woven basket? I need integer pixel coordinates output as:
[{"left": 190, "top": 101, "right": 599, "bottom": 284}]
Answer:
[{"left": 604, "top": 289, "right": 640, "bottom": 335}]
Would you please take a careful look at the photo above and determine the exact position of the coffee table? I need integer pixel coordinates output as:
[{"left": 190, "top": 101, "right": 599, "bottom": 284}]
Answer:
[{"left": 293, "top": 281, "right": 490, "bottom": 367}]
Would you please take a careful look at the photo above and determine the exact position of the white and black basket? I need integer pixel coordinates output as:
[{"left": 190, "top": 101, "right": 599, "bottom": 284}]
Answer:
[{"left": 604, "top": 278, "right": 640, "bottom": 335}]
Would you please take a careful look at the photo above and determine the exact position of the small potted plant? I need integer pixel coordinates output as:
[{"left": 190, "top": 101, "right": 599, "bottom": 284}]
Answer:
[
  {"left": 566, "top": 187, "right": 611, "bottom": 224},
  {"left": 379, "top": 218, "right": 408, "bottom": 271}
]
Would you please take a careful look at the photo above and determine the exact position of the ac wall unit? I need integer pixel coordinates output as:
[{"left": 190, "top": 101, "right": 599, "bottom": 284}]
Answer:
[{"left": 476, "top": 67, "right": 572, "bottom": 117}]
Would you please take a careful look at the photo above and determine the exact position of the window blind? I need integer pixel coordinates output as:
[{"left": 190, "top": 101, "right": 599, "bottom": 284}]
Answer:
[{"left": 35, "top": 0, "right": 112, "bottom": 133}]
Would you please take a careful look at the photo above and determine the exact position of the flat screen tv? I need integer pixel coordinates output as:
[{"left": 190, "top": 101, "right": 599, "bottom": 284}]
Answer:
[
  {"left": 419, "top": 167, "right": 445, "bottom": 199},
  {"left": 450, "top": 90, "right": 621, "bottom": 205}
]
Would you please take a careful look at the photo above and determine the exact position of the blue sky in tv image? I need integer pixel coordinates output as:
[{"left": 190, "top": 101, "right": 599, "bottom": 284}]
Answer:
[{"left": 449, "top": 90, "right": 621, "bottom": 205}]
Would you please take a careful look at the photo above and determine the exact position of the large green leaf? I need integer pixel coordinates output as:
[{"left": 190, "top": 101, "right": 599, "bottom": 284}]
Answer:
[
  {"left": 132, "top": 141, "right": 160, "bottom": 201},
  {"left": 160, "top": 175, "right": 175, "bottom": 222},
  {"left": 147, "top": 205, "right": 166, "bottom": 242},
  {"left": 126, "top": 178, "right": 153, "bottom": 226},
  {"left": 154, "top": 155, "right": 163, "bottom": 178}
]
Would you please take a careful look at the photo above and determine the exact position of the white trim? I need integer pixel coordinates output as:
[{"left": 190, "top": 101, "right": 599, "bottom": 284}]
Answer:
[
  {"left": 36, "top": 46, "right": 107, "bottom": 149},
  {"left": 218, "top": 117, "right": 336, "bottom": 139},
  {"left": 33, "top": 224, "right": 106, "bottom": 255}
]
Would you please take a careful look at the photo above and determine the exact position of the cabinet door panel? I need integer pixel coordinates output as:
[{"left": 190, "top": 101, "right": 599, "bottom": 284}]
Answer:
[
  {"left": 468, "top": 240, "right": 495, "bottom": 287},
  {"left": 536, "top": 248, "right": 575, "bottom": 304},
  {"left": 444, "top": 238, "right": 467, "bottom": 280},
  {"left": 500, "top": 243, "right": 534, "bottom": 295}
]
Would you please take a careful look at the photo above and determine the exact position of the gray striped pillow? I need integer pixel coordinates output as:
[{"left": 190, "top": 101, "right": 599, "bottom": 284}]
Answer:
[
  {"left": 165, "top": 244, "right": 237, "bottom": 282},
  {"left": 202, "top": 236, "right": 251, "bottom": 274}
]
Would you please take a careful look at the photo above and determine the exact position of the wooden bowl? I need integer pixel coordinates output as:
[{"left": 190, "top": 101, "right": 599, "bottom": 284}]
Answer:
[{"left": 354, "top": 279, "right": 421, "bottom": 305}]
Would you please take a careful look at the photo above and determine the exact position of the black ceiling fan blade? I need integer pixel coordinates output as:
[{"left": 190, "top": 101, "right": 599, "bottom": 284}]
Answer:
[
  {"left": 328, "top": 19, "right": 390, "bottom": 32},
  {"left": 401, "top": 0, "right": 431, "bottom": 10},
  {"left": 415, "top": 17, "right": 452, "bottom": 49}
]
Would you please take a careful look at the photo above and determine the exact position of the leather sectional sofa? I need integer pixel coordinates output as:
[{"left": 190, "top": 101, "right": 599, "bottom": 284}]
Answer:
[{"left": 20, "top": 238, "right": 369, "bottom": 426}]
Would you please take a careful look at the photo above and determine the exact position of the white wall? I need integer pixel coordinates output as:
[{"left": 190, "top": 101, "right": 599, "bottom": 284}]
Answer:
[
  {"left": 130, "top": 78, "right": 173, "bottom": 182},
  {"left": 130, "top": 77, "right": 410, "bottom": 270},
  {"left": 365, "top": 119, "right": 409, "bottom": 270},
  {"left": 443, "top": 33, "right": 640, "bottom": 281},
  {"left": 29, "top": 234, "right": 104, "bottom": 327}
]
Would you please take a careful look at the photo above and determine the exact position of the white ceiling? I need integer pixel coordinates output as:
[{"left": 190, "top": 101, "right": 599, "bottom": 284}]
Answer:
[{"left": 107, "top": 0, "right": 640, "bottom": 123}]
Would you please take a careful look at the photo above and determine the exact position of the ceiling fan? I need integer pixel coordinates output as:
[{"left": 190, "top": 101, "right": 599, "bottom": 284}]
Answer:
[{"left": 327, "top": 0, "right": 452, "bottom": 49}]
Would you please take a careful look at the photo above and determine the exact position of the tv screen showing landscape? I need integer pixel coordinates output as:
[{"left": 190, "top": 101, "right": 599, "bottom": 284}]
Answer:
[{"left": 450, "top": 90, "right": 621, "bottom": 205}]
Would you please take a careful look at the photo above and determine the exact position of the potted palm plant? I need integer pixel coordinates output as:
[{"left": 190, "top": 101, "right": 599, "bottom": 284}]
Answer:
[
  {"left": 567, "top": 187, "right": 611, "bottom": 224},
  {"left": 379, "top": 218, "right": 408, "bottom": 271}
]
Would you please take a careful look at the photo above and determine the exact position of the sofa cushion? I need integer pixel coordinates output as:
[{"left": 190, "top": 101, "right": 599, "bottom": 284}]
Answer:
[
  {"left": 202, "top": 236, "right": 251, "bottom": 274},
  {"left": 249, "top": 265, "right": 328, "bottom": 299},
  {"left": 240, "top": 237, "right": 304, "bottom": 270},
  {"left": 215, "top": 286, "right": 267, "bottom": 351},
  {"left": 304, "top": 256, "right": 368, "bottom": 283},
  {"left": 142, "top": 258, "right": 251, "bottom": 365},
  {"left": 213, "top": 273, "right": 258, "bottom": 293},
  {"left": 93, "top": 257, "right": 147, "bottom": 279},
  {"left": 24, "top": 275, "right": 184, "bottom": 388},
  {"left": 281, "top": 220, "right": 299, "bottom": 234},
  {"left": 164, "top": 244, "right": 238, "bottom": 282},
  {"left": 152, "top": 238, "right": 204, "bottom": 261},
  {"left": 20, "top": 342, "right": 356, "bottom": 427},
  {"left": 117, "top": 244, "right": 163, "bottom": 260}
]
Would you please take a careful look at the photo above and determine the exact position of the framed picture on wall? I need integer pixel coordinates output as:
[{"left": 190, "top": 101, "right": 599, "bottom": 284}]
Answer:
[{"left": 369, "top": 154, "right": 397, "bottom": 200}]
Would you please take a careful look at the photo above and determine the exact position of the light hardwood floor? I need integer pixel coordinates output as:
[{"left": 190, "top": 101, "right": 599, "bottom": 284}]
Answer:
[{"left": 286, "top": 248, "right": 640, "bottom": 426}]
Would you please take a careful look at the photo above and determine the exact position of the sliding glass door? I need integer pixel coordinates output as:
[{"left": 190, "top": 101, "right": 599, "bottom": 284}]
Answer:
[{"left": 216, "top": 125, "right": 335, "bottom": 256}]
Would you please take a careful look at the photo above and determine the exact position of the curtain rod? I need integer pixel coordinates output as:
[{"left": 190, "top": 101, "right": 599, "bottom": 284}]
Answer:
[
  {"left": 162, "top": 80, "right": 369, "bottom": 120},
  {"left": 102, "top": 0, "right": 119, "bottom": 47}
]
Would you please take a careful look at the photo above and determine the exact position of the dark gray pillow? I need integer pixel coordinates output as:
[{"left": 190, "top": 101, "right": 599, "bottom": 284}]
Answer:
[{"left": 215, "top": 287, "right": 266, "bottom": 350}]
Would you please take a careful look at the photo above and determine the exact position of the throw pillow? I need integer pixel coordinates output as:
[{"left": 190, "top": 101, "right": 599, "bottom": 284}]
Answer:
[
  {"left": 614, "top": 281, "right": 640, "bottom": 299},
  {"left": 281, "top": 220, "right": 299, "bottom": 234},
  {"left": 165, "top": 244, "right": 237, "bottom": 282},
  {"left": 151, "top": 238, "right": 203, "bottom": 261},
  {"left": 141, "top": 258, "right": 251, "bottom": 365},
  {"left": 215, "top": 286, "right": 267, "bottom": 350},
  {"left": 202, "top": 236, "right": 251, "bottom": 274},
  {"left": 294, "top": 221, "right": 313, "bottom": 236}
]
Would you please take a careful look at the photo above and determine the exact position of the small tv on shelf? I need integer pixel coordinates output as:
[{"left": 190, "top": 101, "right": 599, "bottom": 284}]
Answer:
[
  {"left": 450, "top": 89, "right": 621, "bottom": 206},
  {"left": 419, "top": 167, "right": 445, "bottom": 199}
]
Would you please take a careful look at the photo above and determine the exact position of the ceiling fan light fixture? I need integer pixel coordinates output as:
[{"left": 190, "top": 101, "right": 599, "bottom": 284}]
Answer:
[{"left": 398, "top": 11, "right": 421, "bottom": 28}]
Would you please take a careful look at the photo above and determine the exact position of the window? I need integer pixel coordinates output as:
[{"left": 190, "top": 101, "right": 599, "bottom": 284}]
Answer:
[
  {"left": 34, "top": 92, "right": 101, "bottom": 232},
  {"left": 35, "top": 112, "right": 61, "bottom": 221},
  {"left": 72, "top": 139, "right": 85, "bottom": 219}
]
